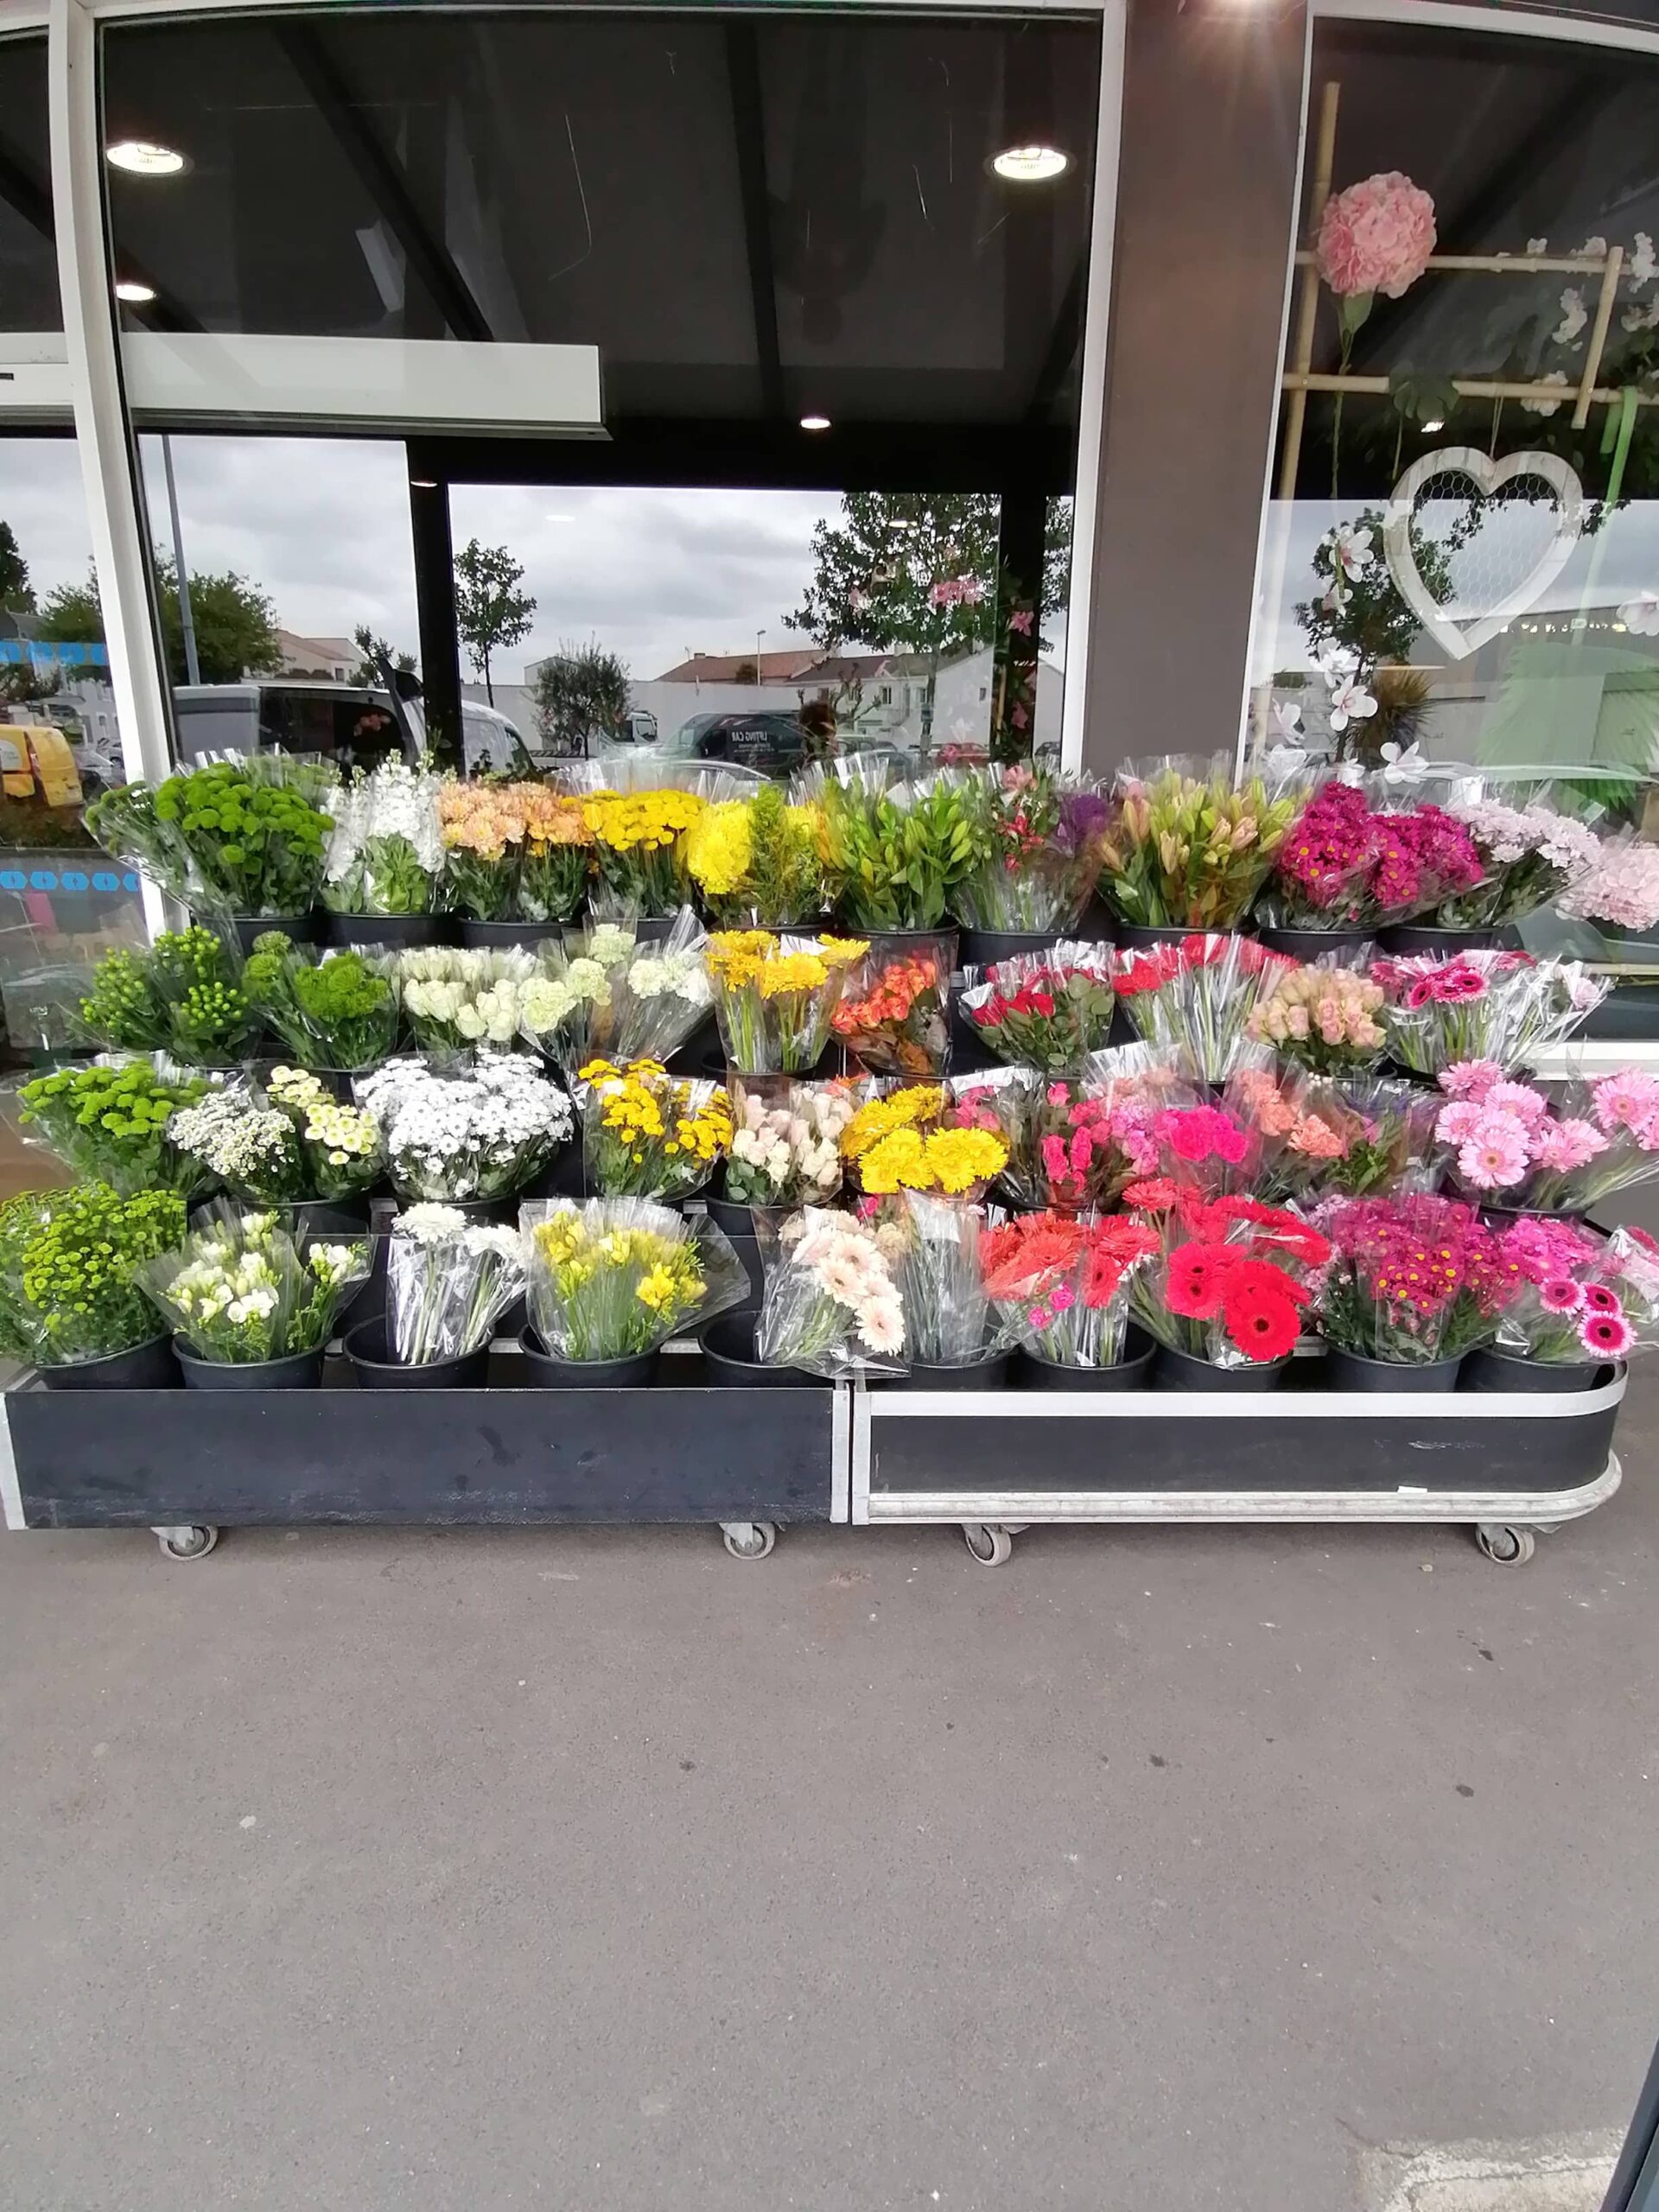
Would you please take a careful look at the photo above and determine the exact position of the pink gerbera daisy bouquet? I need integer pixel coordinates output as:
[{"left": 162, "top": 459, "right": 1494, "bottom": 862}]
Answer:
[
  {"left": 1313, "top": 1192, "right": 1523, "bottom": 1366},
  {"left": 1489, "top": 1214, "right": 1656, "bottom": 1367},
  {"left": 1370, "top": 950, "right": 1607, "bottom": 1075},
  {"left": 1433, "top": 1060, "right": 1659, "bottom": 1212},
  {"left": 1113, "top": 931, "right": 1294, "bottom": 1082}
]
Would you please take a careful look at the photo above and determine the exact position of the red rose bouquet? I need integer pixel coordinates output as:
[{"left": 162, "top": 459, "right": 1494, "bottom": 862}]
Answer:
[
  {"left": 961, "top": 944, "right": 1116, "bottom": 1075},
  {"left": 1113, "top": 932, "right": 1294, "bottom": 1081},
  {"left": 1313, "top": 1191, "right": 1522, "bottom": 1366},
  {"left": 981, "top": 1211, "right": 1161, "bottom": 1368}
]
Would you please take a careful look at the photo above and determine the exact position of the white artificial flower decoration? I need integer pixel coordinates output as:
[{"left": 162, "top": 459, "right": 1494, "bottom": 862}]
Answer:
[
  {"left": 1553, "top": 288, "right": 1588, "bottom": 346},
  {"left": 1618, "top": 590, "right": 1659, "bottom": 638}
]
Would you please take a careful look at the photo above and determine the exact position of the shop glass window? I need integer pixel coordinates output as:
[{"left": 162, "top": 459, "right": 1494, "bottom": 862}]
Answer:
[{"left": 0, "top": 34, "right": 59, "bottom": 333}]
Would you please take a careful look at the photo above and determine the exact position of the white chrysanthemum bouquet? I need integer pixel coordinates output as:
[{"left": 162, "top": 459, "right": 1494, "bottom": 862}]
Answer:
[{"left": 356, "top": 1054, "right": 571, "bottom": 1201}]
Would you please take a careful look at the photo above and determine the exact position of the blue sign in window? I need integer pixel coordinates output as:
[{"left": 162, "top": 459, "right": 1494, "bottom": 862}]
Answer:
[{"left": 0, "top": 866, "right": 140, "bottom": 895}]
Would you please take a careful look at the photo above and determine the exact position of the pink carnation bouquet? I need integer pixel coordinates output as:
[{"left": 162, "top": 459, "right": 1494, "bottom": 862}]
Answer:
[
  {"left": 1433, "top": 1060, "right": 1659, "bottom": 1211},
  {"left": 1227, "top": 1056, "right": 1437, "bottom": 1205},
  {"left": 1556, "top": 834, "right": 1659, "bottom": 937},
  {"left": 1113, "top": 931, "right": 1294, "bottom": 1082},
  {"left": 1490, "top": 1215, "right": 1658, "bottom": 1368},
  {"left": 1371, "top": 950, "right": 1607, "bottom": 1074}
]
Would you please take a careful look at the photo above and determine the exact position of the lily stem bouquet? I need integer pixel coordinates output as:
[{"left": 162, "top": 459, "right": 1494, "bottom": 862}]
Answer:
[
  {"left": 982, "top": 1211, "right": 1161, "bottom": 1366},
  {"left": 1099, "top": 753, "right": 1304, "bottom": 930},
  {"left": 1113, "top": 932, "right": 1294, "bottom": 1081},
  {"left": 1314, "top": 1192, "right": 1521, "bottom": 1363},
  {"left": 952, "top": 764, "right": 1111, "bottom": 932},
  {"left": 962, "top": 944, "right": 1117, "bottom": 1075},
  {"left": 140, "top": 1205, "right": 366, "bottom": 1362},
  {"left": 797, "top": 760, "right": 986, "bottom": 931},
  {"left": 705, "top": 929, "right": 868, "bottom": 1073},
  {"left": 384, "top": 1203, "right": 526, "bottom": 1363},
  {"left": 523, "top": 1197, "right": 744, "bottom": 1359}
]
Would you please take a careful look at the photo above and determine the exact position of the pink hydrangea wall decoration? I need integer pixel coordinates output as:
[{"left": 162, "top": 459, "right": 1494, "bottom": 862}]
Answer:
[{"left": 1317, "top": 171, "right": 1438, "bottom": 320}]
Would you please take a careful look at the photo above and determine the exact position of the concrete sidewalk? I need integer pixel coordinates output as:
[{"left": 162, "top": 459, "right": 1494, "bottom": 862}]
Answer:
[{"left": 1, "top": 1384, "right": 1655, "bottom": 2211}]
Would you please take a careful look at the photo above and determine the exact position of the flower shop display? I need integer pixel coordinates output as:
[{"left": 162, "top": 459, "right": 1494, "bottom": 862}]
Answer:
[
  {"left": 704, "top": 929, "right": 868, "bottom": 1073},
  {"left": 752, "top": 1206, "right": 907, "bottom": 1376},
  {"left": 575, "top": 1058, "right": 732, "bottom": 1201},
  {"left": 1556, "top": 833, "right": 1659, "bottom": 937},
  {"left": 1243, "top": 956, "right": 1386, "bottom": 1075},
  {"left": 882, "top": 1193, "right": 1006, "bottom": 1379},
  {"left": 394, "top": 945, "right": 538, "bottom": 1058},
  {"left": 1371, "top": 950, "right": 1607, "bottom": 1075},
  {"left": 0, "top": 1181, "right": 186, "bottom": 1386},
  {"left": 16, "top": 1058, "right": 212, "bottom": 1196},
  {"left": 795, "top": 760, "right": 984, "bottom": 932},
  {"left": 1433, "top": 1060, "right": 1659, "bottom": 1213},
  {"left": 950, "top": 764, "right": 1111, "bottom": 940},
  {"left": 356, "top": 1054, "right": 571, "bottom": 1203},
  {"left": 721, "top": 1081, "right": 854, "bottom": 1210},
  {"left": 581, "top": 787, "right": 704, "bottom": 916},
  {"left": 683, "top": 779, "right": 824, "bottom": 926},
  {"left": 87, "top": 755, "right": 335, "bottom": 924},
  {"left": 347, "top": 1202, "right": 527, "bottom": 1382},
  {"left": 520, "top": 1197, "right": 746, "bottom": 1383},
  {"left": 1440, "top": 791, "right": 1599, "bottom": 929},
  {"left": 960, "top": 944, "right": 1117, "bottom": 1076},
  {"left": 139, "top": 1205, "right": 366, "bottom": 1385},
  {"left": 610, "top": 908, "right": 714, "bottom": 1065},
  {"left": 1128, "top": 1188, "right": 1330, "bottom": 1388},
  {"left": 981, "top": 1211, "right": 1162, "bottom": 1384},
  {"left": 264, "top": 1067, "right": 386, "bottom": 1203},
  {"left": 243, "top": 933, "right": 399, "bottom": 1071},
  {"left": 76, "top": 927, "right": 255, "bottom": 1065},
  {"left": 1255, "top": 783, "right": 1484, "bottom": 944},
  {"left": 830, "top": 937, "right": 951, "bottom": 1077},
  {"left": 1313, "top": 1192, "right": 1522, "bottom": 1388},
  {"left": 1113, "top": 932, "right": 1293, "bottom": 1081},
  {"left": 323, "top": 761, "right": 445, "bottom": 918},
  {"left": 1096, "top": 753, "right": 1305, "bottom": 934},
  {"left": 1230, "top": 1062, "right": 1438, "bottom": 1202}
]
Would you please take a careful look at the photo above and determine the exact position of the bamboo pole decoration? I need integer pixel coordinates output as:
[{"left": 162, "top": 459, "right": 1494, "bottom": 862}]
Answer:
[
  {"left": 1275, "top": 83, "right": 1342, "bottom": 505},
  {"left": 1292, "top": 250, "right": 1608, "bottom": 276},
  {"left": 1573, "top": 243, "right": 1625, "bottom": 430},
  {"left": 1284, "top": 370, "right": 1656, "bottom": 408}
]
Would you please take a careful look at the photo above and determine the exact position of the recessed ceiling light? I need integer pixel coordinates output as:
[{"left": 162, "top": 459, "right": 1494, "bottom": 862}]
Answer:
[
  {"left": 114, "top": 279, "right": 156, "bottom": 304},
  {"left": 800, "top": 413, "right": 832, "bottom": 433},
  {"left": 990, "top": 143, "right": 1069, "bottom": 183},
  {"left": 106, "top": 139, "right": 188, "bottom": 177},
  {"left": 409, "top": 478, "right": 438, "bottom": 490}
]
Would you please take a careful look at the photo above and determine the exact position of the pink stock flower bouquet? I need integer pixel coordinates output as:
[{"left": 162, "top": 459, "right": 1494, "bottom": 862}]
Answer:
[
  {"left": 1491, "top": 1216, "right": 1658, "bottom": 1367},
  {"left": 1371, "top": 950, "right": 1606, "bottom": 1075},
  {"left": 1434, "top": 1061, "right": 1659, "bottom": 1212}
]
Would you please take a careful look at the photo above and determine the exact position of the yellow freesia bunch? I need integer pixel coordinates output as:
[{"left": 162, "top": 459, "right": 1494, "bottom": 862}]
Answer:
[
  {"left": 523, "top": 1197, "right": 745, "bottom": 1362},
  {"left": 575, "top": 1056, "right": 733, "bottom": 1200},
  {"left": 704, "top": 930, "right": 869, "bottom": 1072}
]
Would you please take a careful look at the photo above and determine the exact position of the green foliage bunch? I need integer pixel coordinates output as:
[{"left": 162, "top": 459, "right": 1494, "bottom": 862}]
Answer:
[
  {"left": 810, "top": 768, "right": 988, "bottom": 931},
  {"left": 17, "top": 1060, "right": 210, "bottom": 1194},
  {"left": 5, "top": 1181, "right": 186, "bottom": 1365},
  {"left": 244, "top": 932, "right": 397, "bottom": 1071},
  {"left": 78, "top": 928, "right": 253, "bottom": 1064}
]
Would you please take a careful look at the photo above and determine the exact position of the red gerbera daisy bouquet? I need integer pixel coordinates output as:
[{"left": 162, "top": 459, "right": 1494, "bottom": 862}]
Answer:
[
  {"left": 830, "top": 939, "right": 952, "bottom": 1077},
  {"left": 1126, "top": 1184, "right": 1329, "bottom": 1368},
  {"left": 1490, "top": 1216, "right": 1659, "bottom": 1368},
  {"left": 981, "top": 1210, "right": 1162, "bottom": 1368},
  {"left": 1112, "top": 932, "right": 1294, "bottom": 1082},
  {"left": 1313, "top": 1192, "right": 1522, "bottom": 1366},
  {"left": 1370, "top": 950, "right": 1606, "bottom": 1076},
  {"left": 960, "top": 944, "right": 1117, "bottom": 1075}
]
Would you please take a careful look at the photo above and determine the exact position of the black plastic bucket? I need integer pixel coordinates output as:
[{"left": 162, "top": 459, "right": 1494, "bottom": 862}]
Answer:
[
  {"left": 325, "top": 912, "right": 455, "bottom": 950},
  {"left": 1375, "top": 922, "right": 1504, "bottom": 957},
  {"left": 454, "top": 918, "right": 560, "bottom": 951},
  {"left": 227, "top": 912, "right": 324, "bottom": 953},
  {"left": 702, "top": 1188, "right": 754, "bottom": 1239},
  {"left": 956, "top": 927, "right": 1066, "bottom": 969},
  {"left": 882, "top": 1351, "right": 1012, "bottom": 1391},
  {"left": 1110, "top": 919, "right": 1211, "bottom": 950},
  {"left": 1017, "top": 1325, "right": 1157, "bottom": 1392},
  {"left": 1322, "top": 1344, "right": 1464, "bottom": 1392},
  {"left": 177, "top": 1344, "right": 326, "bottom": 1389},
  {"left": 36, "top": 1332, "right": 181, "bottom": 1389},
  {"left": 1254, "top": 922, "right": 1372, "bottom": 962},
  {"left": 1151, "top": 1341, "right": 1288, "bottom": 1392},
  {"left": 517, "top": 1327, "right": 658, "bottom": 1388},
  {"left": 1460, "top": 1345, "right": 1608, "bottom": 1394},
  {"left": 698, "top": 1313, "right": 814, "bottom": 1388},
  {"left": 344, "top": 1319, "right": 489, "bottom": 1388}
]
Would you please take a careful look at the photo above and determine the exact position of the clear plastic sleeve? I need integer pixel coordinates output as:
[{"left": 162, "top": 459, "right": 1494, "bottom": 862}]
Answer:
[
  {"left": 1242, "top": 949, "right": 1386, "bottom": 1075},
  {"left": 1112, "top": 932, "right": 1294, "bottom": 1081},
  {"left": 959, "top": 942, "right": 1116, "bottom": 1075},
  {"left": 1313, "top": 1191, "right": 1514, "bottom": 1363},
  {"left": 751, "top": 1205, "right": 907, "bottom": 1376},
  {"left": 830, "top": 933, "right": 953, "bottom": 1077},
  {"left": 1440, "top": 1062, "right": 1659, "bottom": 1212},
  {"left": 612, "top": 906, "right": 714, "bottom": 1063},
  {"left": 520, "top": 1196, "right": 746, "bottom": 1359},
  {"left": 1099, "top": 753, "right": 1309, "bottom": 930},
  {"left": 1371, "top": 950, "right": 1608, "bottom": 1075},
  {"left": 981, "top": 1211, "right": 1161, "bottom": 1366},
  {"left": 242, "top": 932, "right": 399, "bottom": 1071},
  {"left": 950, "top": 766, "right": 1110, "bottom": 932},
  {"left": 382, "top": 1203, "right": 526, "bottom": 1363},
  {"left": 705, "top": 930, "right": 868, "bottom": 1072},
  {"left": 887, "top": 1192, "right": 993, "bottom": 1365},
  {"left": 11, "top": 1053, "right": 219, "bottom": 1197},
  {"left": 140, "top": 1200, "right": 367, "bottom": 1362},
  {"left": 356, "top": 1052, "right": 571, "bottom": 1201},
  {"left": 723, "top": 1077, "right": 856, "bottom": 1207},
  {"left": 393, "top": 944, "right": 541, "bottom": 1058}
]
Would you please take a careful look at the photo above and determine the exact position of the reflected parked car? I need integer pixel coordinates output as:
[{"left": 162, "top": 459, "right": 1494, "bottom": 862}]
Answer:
[{"left": 690, "top": 710, "right": 810, "bottom": 777}]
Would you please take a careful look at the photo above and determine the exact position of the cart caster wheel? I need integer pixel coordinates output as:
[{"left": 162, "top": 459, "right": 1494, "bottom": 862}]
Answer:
[
  {"left": 721, "top": 1521, "right": 776, "bottom": 1560},
  {"left": 154, "top": 1524, "right": 219, "bottom": 1561},
  {"left": 963, "top": 1522, "right": 1014, "bottom": 1567},
  {"left": 1475, "top": 1522, "right": 1535, "bottom": 1567}
]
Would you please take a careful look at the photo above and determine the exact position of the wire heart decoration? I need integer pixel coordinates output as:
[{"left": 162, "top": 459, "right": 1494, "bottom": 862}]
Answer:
[{"left": 1382, "top": 445, "right": 1586, "bottom": 662}]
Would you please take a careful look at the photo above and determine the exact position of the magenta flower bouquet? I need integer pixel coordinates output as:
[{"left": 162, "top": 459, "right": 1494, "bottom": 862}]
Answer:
[
  {"left": 1371, "top": 950, "right": 1606, "bottom": 1074},
  {"left": 1257, "top": 786, "right": 1484, "bottom": 931},
  {"left": 1313, "top": 1192, "right": 1522, "bottom": 1366},
  {"left": 1435, "top": 1062, "right": 1659, "bottom": 1212},
  {"left": 1490, "top": 1215, "right": 1657, "bottom": 1366}
]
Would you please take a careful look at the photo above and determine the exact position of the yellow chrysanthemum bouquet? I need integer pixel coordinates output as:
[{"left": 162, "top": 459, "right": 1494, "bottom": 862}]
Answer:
[
  {"left": 704, "top": 929, "right": 869, "bottom": 1073},
  {"left": 840, "top": 1080, "right": 1008, "bottom": 1202},
  {"left": 521, "top": 1197, "right": 746, "bottom": 1364},
  {"left": 575, "top": 1057, "right": 734, "bottom": 1201},
  {"left": 581, "top": 788, "right": 704, "bottom": 916},
  {"left": 683, "top": 779, "right": 825, "bottom": 926}
]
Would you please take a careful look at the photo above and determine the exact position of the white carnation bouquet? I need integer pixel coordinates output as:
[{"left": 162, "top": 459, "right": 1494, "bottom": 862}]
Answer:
[
  {"left": 395, "top": 945, "right": 539, "bottom": 1057},
  {"left": 356, "top": 1053, "right": 571, "bottom": 1200},
  {"left": 383, "top": 1202, "right": 526, "bottom": 1363},
  {"left": 139, "top": 1203, "right": 367, "bottom": 1362}
]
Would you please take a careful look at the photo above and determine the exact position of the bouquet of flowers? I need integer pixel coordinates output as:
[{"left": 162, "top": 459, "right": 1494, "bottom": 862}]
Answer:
[
  {"left": 1257, "top": 783, "right": 1484, "bottom": 930},
  {"left": 395, "top": 945, "right": 539, "bottom": 1058},
  {"left": 86, "top": 754, "right": 335, "bottom": 918},
  {"left": 797, "top": 760, "right": 986, "bottom": 931},
  {"left": 840, "top": 1080, "right": 946, "bottom": 1171},
  {"left": 437, "top": 780, "right": 525, "bottom": 920},
  {"left": 951, "top": 764, "right": 1111, "bottom": 932},
  {"left": 519, "top": 925, "right": 632, "bottom": 1078},
  {"left": 723, "top": 1081, "right": 855, "bottom": 1207},
  {"left": 1433, "top": 1060, "right": 1659, "bottom": 1212},
  {"left": 1128, "top": 1186, "right": 1329, "bottom": 1368},
  {"left": 382, "top": 1203, "right": 526, "bottom": 1363},
  {"left": 1487, "top": 1214, "right": 1654, "bottom": 1366},
  {"left": 16, "top": 1058, "right": 211, "bottom": 1195},
  {"left": 575, "top": 1057, "right": 732, "bottom": 1200},
  {"left": 1113, "top": 932, "right": 1293, "bottom": 1081},
  {"left": 684, "top": 778, "right": 824, "bottom": 925},
  {"left": 704, "top": 929, "right": 868, "bottom": 1073},
  {"left": 170, "top": 1085, "right": 310, "bottom": 1204},
  {"left": 961, "top": 944, "right": 1117, "bottom": 1075},
  {"left": 1243, "top": 956, "right": 1386, "bottom": 1075},
  {"left": 940, "top": 1069, "right": 1046, "bottom": 1205},
  {"left": 518, "top": 786, "right": 594, "bottom": 924},
  {"left": 845, "top": 1114, "right": 1008, "bottom": 1203},
  {"left": 612, "top": 909, "right": 714, "bottom": 1064},
  {"left": 1440, "top": 791, "right": 1599, "bottom": 927},
  {"left": 264, "top": 1066, "right": 386, "bottom": 1200},
  {"left": 1556, "top": 833, "right": 1659, "bottom": 937},
  {"left": 752, "top": 1205, "right": 906, "bottom": 1375},
  {"left": 1313, "top": 1192, "right": 1521, "bottom": 1364},
  {"left": 324, "top": 760, "right": 445, "bottom": 915},
  {"left": 1231, "top": 1061, "right": 1436, "bottom": 1202},
  {"left": 139, "top": 1205, "right": 366, "bottom": 1363},
  {"left": 1371, "top": 951, "right": 1607, "bottom": 1075},
  {"left": 0, "top": 1181, "right": 186, "bottom": 1370},
  {"left": 830, "top": 938, "right": 951, "bottom": 1077},
  {"left": 982, "top": 1210, "right": 1162, "bottom": 1366},
  {"left": 882, "top": 1193, "right": 999, "bottom": 1366},
  {"left": 357, "top": 1054, "right": 571, "bottom": 1201},
  {"left": 522, "top": 1197, "right": 745, "bottom": 1361},
  {"left": 582, "top": 787, "right": 704, "bottom": 916},
  {"left": 1097, "top": 753, "right": 1305, "bottom": 930},
  {"left": 75, "top": 927, "right": 255, "bottom": 1065},
  {"left": 1150, "top": 1099, "right": 1260, "bottom": 1195},
  {"left": 244, "top": 933, "right": 398, "bottom": 1071}
]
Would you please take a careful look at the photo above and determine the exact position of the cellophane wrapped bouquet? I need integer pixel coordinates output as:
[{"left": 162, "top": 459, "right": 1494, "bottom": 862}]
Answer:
[
  {"left": 581, "top": 787, "right": 704, "bottom": 917},
  {"left": 75, "top": 927, "right": 255, "bottom": 1065},
  {"left": 753, "top": 1205, "right": 907, "bottom": 1375},
  {"left": 244, "top": 933, "right": 398, "bottom": 1071},
  {"left": 611, "top": 907, "right": 713, "bottom": 1064},
  {"left": 522, "top": 1197, "right": 745, "bottom": 1362},
  {"left": 940, "top": 1069, "right": 1046, "bottom": 1207},
  {"left": 575, "top": 1057, "right": 732, "bottom": 1200},
  {"left": 1440, "top": 787, "right": 1600, "bottom": 927},
  {"left": 1491, "top": 1216, "right": 1658, "bottom": 1367},
  {"left": 723, "top": 1079, "right": 854, "bottom": 1207},
  {"left": 797, "top": 760, "right": 985, "bottom": 931},
  {"left": 15, "top": 1057, "right": 212, "bottom": 1196},
  {"left": 518, "top": 786, "right": 594, "bottom": 924},
  {"left": 884, "top": 1192, "right": 1000, "bottom": 1366},
  {"left": 0, "top": 1182, "right": 186, "bottom": 1370},
  {"left": 357, "top": 1054, "right": 571, "bottom": 1201},
  {"left": 324, "top": 761, "right": 445, "bottom": 916},
  {"left": 840, "top": 1079, "right": 1007, "bottom": 1202},
  {"left": 139, "top": 1204, "right": 366, "bottom": 1363},
  {"left": 1230, "top": 1058, "right": 1436, "bottom": 1202},
  {"left": 1372, "top": 951, "right": 1607, "bottom": 1076},
  {"left": 831, "top": 937, "right": 952, "bottom": 1077},
  {"left": 1256, "top": 782, "right": 1484, "bottom": 931},
  {"left": 1313, "top": 1192, "right": 1521, "bottom": 1365},
  {"left": 382, "top": 1203, "right": 526, "bottom": 1363},
  {"left": 86, "top": 753, "right": 336, "bottom": 918},
  {"left": 1113, "top": 932, "right": 1293, "bottom": 1081},
  {"left": 945, "top": 1049, "right": 1184, "bottom": 1212},
  {"left": 1556, "top": 834, "right": 1659, "bottom": 937},
  {"left": 704, "top": 928, "right": 868, "bottom": 1073},
  {"left": 169, "top": 1084, "right": 312, "bottom": 1204},
  {"left": 684, "top": 778, "right": 824, "bottom": 925},
  {"left": 436, "top": 781, "right": 526, "bottom": 921},
  {"left": 961, "top": 944, "right": 1116, "bottom": 1075},
  {"left": 1097, "top": 753, "right": 1305, "bottom": 930},
  {"left": 982, "top": 1211, "right": 1162, "bottom": 1368},
  {"left": 1128, "top": 1185, "right": 1330, "bottom": 1369},
  {"left": 1433, "top": 1060, "right": 1659, "bottom": 1212},
  {"left": 952, "top": 764, "right": 1111, "bottom": 931},
  {"left": 1243, "top": 956, "right": 1386, "bottom": 1075},
  {"left": 518, "top": 918, "right": 636, "bottom": 1077},
  {"left": 396, "top": 945, "right": 539, "bottom": 1058},
  {"left": 1149, "top": 1097, "right": 1262, "bottom": 1198}
]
